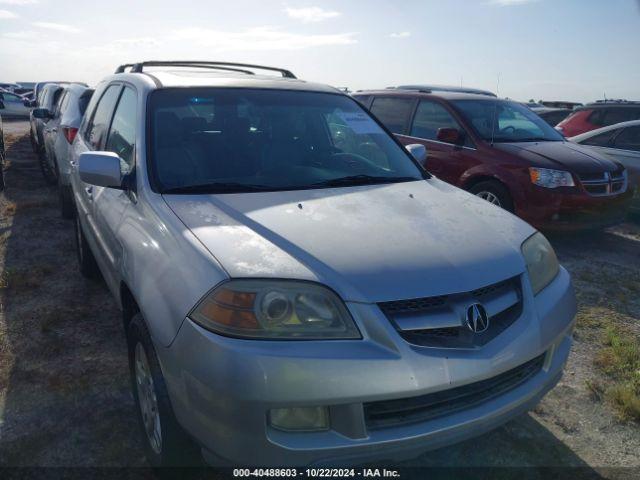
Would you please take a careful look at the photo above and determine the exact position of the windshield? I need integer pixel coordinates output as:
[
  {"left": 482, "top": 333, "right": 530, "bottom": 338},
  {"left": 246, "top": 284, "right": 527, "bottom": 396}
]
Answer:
[
  {"left": 452, "top": 99, "right": 565, "bottom": 143},
  {"left": 149, "top": 88, "right": 425, "bottom": 193}
]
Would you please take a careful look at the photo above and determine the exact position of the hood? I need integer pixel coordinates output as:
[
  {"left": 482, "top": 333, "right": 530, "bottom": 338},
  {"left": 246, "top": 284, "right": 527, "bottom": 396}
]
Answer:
[
  {"left": 494, "top": 141, "right": 622, "bottom": 174},
  {"left": 164, "top": 179, "right": 536, "bottom": 303}
]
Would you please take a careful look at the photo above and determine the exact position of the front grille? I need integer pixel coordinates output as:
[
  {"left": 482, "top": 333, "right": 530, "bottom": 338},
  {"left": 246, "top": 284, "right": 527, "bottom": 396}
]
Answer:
[
  {"left": 364, "top": 353, "right": 546, "bottom": 430},
  {"left": 579, "top": 169, "right": 627, "bottom": 196},
  {"left": 378, "top": 276, "right": 522, "bottom": 349}
]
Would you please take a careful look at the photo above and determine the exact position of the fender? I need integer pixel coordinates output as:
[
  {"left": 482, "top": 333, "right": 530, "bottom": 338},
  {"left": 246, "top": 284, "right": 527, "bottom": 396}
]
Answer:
[{"left": 459, "top": 164, "right": 528, "bottom": 213}]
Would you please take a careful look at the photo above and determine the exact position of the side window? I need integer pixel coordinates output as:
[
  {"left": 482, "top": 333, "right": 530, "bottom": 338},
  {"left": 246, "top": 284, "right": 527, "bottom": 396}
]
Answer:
[
  {"left": 581, "top": 129, "right": 618, "bottom": 147},
  {"left": 410, "top": 101, "right": 462, "bottom": 141},
  {"left": 353, "top": 95, "right": 372, "bottom": 109},
  {"left": 105, "top": 87, "right": 137, "bottom": 174},
  {"left": 85, "top": 85, "right": 122, "bottom": 150},
  {"left": 602, "top": 108, "right": 639, "bottom": 126},
  {"left": 613, "top": 126, "right": 640, "bottom": 152},
  {"left": 53, "top": 91, "right": 67, "bottom": 118},
  {"left": 370, "top": 97, "right": 414, "bottom": 134}
]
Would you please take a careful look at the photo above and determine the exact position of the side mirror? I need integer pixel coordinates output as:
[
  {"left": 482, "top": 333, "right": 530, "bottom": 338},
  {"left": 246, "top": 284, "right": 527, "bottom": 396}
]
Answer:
[
  {"left": 406, "top": 143, "right": 427, "bottom": 165},
  {"left": 32, "top": 108, "right": 51, "bottom": 119},
  {"left": 79, "top": 151, "right": 123, "bottom": 188},
  {"left": 436, "top": 127, "right": 462, "bottom": 145}
]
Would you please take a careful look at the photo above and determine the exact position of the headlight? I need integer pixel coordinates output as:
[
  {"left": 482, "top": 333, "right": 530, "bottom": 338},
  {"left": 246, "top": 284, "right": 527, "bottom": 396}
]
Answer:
[
  {"left": 529, "top": 167, "right": 575, "bottom": 188},
  {"left": 521, "top": 232, "right": 560, "bottom": 295},
  {"left": 190, "top": 279, "right": 361, "bottom": 339}
]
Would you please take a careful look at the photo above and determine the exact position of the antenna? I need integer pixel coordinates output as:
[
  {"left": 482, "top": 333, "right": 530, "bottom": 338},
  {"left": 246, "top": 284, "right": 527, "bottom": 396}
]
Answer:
[{"left": 490, "top": 73, "right": 501, "bottom": 146}]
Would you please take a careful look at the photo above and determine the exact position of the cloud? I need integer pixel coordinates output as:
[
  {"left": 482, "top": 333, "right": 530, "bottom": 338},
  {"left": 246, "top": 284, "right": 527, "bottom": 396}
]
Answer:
[
  {"left": 2, "top": 30, "right": 38, "bottom": 39},
  {"left": 32, "top": 21, "right": 81, "bottom": 33},
  {"left": 172, "top": 26, "right": 356, "bottom": 51},
  {"left": 0, "top": 9, "right": 17, "bottom": 18},
  {"left": 488, "top": 0, "right": 538, "bottom": 5},
  {"left": 284, "top": 6, "right": 341, "bottom": 23},
  {"left": 0, "top": 0, "right": 37, "bottom": 4},
  {"left": 389, "top": 31, "right": 411, "bottom": 38}
]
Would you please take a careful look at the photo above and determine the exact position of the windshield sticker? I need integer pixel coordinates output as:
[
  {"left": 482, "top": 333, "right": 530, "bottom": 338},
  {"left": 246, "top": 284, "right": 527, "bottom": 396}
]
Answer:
[{"left": 336, "top": 112, "right": 380, "bottom": 134}]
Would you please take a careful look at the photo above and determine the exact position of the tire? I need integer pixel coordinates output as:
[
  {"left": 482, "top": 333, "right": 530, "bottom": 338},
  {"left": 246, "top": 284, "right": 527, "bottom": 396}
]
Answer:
[
  {"left": 469, "top": 180, "right": 514, "bottom": 212},
  {"left": 127, "top": 314, "right": 201, "bottom": 467},
  {"left": 38, "top": 148, "right": 57, "bottom": 185},
  {"left": 74, "top": 215, "right": 100, "bottom": 279}
]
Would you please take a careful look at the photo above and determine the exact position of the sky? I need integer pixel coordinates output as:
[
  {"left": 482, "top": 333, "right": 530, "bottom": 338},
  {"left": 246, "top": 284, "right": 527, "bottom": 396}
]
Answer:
[{"left": 1, "top": 0, "right": 639, "bottom": 102}]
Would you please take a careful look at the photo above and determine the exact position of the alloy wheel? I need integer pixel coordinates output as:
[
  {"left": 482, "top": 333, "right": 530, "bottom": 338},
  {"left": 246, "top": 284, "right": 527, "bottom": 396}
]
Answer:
[
  {"left": 475, "top": 191, "right": 502, "bottom": 207},
  {"left": 135, "top": 342, "right": 163, "bottom": 455}
]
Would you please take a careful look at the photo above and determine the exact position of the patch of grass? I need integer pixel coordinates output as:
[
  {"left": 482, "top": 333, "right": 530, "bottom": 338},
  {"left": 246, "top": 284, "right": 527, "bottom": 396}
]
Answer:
[
  {"left": 0, "top": 264, "right": 54, "bottom": 291},
  {"left": 594, "top": 326, "right": 640, "bottom": 422}
]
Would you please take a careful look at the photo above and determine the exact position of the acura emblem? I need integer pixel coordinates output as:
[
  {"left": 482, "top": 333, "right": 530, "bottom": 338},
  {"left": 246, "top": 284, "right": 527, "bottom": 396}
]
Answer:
[{"left": 465, "top": 303, "right": 489, "bottom": 333}]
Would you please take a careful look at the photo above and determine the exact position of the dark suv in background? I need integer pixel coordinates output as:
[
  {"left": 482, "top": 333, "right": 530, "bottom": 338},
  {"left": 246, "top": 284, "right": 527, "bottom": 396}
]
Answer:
[
  {"left": 353, "top": 87, "right": 634, "bottom": 230},
  {"left": 557, "top": 100, "right": 640, "bottom": 137}
]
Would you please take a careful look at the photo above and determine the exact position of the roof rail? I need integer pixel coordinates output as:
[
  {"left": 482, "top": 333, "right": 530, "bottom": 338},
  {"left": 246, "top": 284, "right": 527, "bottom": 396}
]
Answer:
[
  {"left": 114, "top": 61, "right": 297, "bottom": 78},
  {"left": 389, "top": 85, "right": 497, "bottom": 97}
]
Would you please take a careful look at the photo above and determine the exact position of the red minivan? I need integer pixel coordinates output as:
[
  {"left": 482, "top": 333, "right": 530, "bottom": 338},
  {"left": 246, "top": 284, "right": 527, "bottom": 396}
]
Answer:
[{"left": 353, "top": 89, "right": 634, "bottom": 230}]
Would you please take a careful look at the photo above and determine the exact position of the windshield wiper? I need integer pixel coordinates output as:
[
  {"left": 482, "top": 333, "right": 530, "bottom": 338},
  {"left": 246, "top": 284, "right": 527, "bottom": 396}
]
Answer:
[
  {"left": 308, "top": 175, "right": 421, "bottom": 188},
  {"left": 515, "top": 137, "right": 555, "bottom": 142},
  {"left": 161, "top": 182, "right": 273, "bottom": 194}
]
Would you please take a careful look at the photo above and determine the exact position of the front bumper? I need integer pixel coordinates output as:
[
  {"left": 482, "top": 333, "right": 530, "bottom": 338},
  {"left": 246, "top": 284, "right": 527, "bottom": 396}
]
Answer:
[
  {"left": 516, "top": 184, "right": 634, "bottom": 231},
  {"left": 159, "top": 268, "right": 576, "bottom": 466}
]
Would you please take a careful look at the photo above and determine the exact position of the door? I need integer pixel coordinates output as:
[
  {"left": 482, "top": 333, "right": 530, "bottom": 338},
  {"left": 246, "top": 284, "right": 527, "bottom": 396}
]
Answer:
[
  {"left": 72, "top": 83, "right": 123, "bottom": 285},
  {"left": 400, "top": 99, "right": 476, "bottom": 184},
  {"left": 609, "top": 126, "right": 640, "bottom": 185},
  {"left": 92, "top": 86, "right": 138, "bottom": 293},
  {"left": 43, "top": 91, "right": 67, "bottom": 169}
]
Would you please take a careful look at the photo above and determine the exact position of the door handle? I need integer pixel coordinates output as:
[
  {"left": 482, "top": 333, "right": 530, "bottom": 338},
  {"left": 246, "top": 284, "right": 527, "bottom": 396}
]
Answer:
[
  {"left": 85, "top": 186, "right": 93, "bottom": 201},
  {"left": 51, "top": 128, "right": 57, "bottom": 133},
  {"left": 69, "top": 160, "right": 77, "bottom": 167}
]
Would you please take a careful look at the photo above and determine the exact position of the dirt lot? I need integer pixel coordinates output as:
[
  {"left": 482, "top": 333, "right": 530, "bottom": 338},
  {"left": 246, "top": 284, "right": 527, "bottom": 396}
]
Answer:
[{"left": 0, "top": 120, "right": 639, "bottom": 477}]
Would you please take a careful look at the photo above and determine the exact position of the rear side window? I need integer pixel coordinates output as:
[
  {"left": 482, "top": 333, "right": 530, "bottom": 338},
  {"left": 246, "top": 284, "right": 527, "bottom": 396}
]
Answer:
[
  {"left": 601, "top": 108, "right": 640, "bottom": 126},
  {"left": 53, "top": 91, "right": 68, "bottom": 118},
  {"left": 105, "top": 87, "right": 137, "bottom": 174},
  {"left": 410, "top": 100, "right": 461, "bottom": 141},
  {"left": 613, "top": 126, "right": 640, "bottom": 152},
  {"left": 78, "top": 90, "right": 94, "bottom": 116},
  {"left": 85, "top": 85, "right": 122, "bottom": 150},
  {"left": 370, "top": 97, "right": 414, "bottom": 134},
  {"left": 580, "top": 129, "right": 618, "bottom": 147}
]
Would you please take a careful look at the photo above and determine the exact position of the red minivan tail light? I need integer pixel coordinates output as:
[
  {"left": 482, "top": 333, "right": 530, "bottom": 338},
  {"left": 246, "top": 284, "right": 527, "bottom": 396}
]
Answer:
[{"left": 62, "top": 126, "right": 78, "bottom": 144}]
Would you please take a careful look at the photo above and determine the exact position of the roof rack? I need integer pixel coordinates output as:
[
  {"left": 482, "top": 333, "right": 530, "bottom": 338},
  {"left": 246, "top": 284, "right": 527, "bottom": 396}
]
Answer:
[
  {"left": 114, "top": 61, "right": 297, "bottom": 79},
  {"left": 590, "top": 99, "right": 640, "bottom": 105},
  {"left": 388, "top": 85, "right": 497, "bottom": 97}
]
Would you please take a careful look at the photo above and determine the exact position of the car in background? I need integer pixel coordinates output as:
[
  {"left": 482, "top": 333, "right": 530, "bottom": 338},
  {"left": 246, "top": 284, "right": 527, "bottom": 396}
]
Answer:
[
  {"left": 570, "top": 120, "right": 640, "bottom": 216},
  {"left": 30, "top": 83, "right": 65, "bottom": 154},
  {"left": 38, "top": 84, "right": 94, "bottom": 216},
  {"left": 0, "top": 82, "right": 21, "bottom": 93},
  {"left": 556, "top": 100, "right": 640, "bottom": 137},
  {"left": 537, "top": 108, "right": 573, "bottom": 127},
  {"left": 354, "top": 89, "right": 634, "bottom": 230},
  {"left": 539, "top": 101, "right": 582, "bottom": 110},
  {"left": 69, "top": 61, "right": 576, "bottom": 467},
  {"left": 0, "top": 90, "right": 31, "bottom": 118}
]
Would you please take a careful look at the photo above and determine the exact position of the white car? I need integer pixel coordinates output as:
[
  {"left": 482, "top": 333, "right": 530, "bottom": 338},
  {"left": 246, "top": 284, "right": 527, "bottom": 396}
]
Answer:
[
  {"left": 570, "top": 120, "right": 640, "bottom": 178},
  {"left": 41, "top": 84, "right": 94, "bottom": 217}
]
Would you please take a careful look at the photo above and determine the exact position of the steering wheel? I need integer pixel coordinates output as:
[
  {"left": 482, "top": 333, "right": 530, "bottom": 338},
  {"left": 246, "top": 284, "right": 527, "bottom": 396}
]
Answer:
[{"left": 500, "top": 126, "right": 516, "bottom": 134}]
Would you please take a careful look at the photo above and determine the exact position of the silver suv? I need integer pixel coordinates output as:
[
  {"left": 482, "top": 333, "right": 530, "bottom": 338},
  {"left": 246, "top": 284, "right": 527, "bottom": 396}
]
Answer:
[{"left": 70, "top": 61, "right": 576, "bottom": 467}]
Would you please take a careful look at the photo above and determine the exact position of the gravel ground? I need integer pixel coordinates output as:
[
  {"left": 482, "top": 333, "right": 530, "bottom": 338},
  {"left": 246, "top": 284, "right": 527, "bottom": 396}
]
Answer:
[{"left": 0, "top": 120, "right": 638, "bottom": 477}]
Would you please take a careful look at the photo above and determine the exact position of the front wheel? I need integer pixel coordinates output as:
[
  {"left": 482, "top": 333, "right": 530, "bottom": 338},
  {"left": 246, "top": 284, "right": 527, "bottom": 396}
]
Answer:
[
  {"left": 38, "top": 149, "right": 57, "bottom": 185},
  {"left": 127, "top": 314, "right": 200, "bottom": 467},
  {"left": 469, "top": 180, "right": 514, "bottom": 212}
]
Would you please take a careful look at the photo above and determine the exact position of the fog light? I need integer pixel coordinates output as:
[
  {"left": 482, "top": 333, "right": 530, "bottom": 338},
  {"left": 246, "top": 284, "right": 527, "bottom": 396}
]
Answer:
[{"left": 269, "top": 406, "right": 330, "bottom": 432}]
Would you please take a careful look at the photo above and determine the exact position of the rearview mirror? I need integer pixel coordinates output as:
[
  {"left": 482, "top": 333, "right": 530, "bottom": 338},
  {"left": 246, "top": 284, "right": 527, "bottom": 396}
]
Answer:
[
  {"left": 79, "top": 151, "right": 123, "bottom": 189},
  {"left": 406, "top": 144, "right": 427, "bottom": 165},
  {"left": 436, "top": 127, "right": 462, "bottom": 145},
  {"left": 32, "top": 108, "right": 51, "bottom": 119}
]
